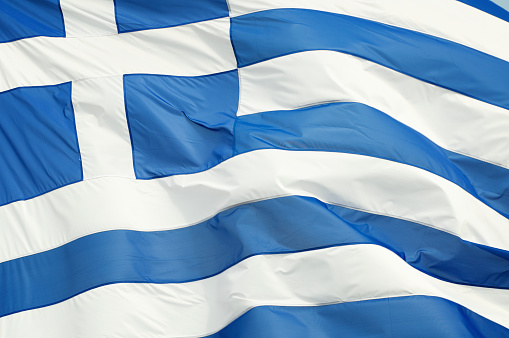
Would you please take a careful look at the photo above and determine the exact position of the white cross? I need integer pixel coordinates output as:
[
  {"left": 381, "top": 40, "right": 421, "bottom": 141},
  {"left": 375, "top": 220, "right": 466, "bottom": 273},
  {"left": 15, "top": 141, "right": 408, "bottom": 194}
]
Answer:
[{"left": 1, "top": 0, "right": 237, "bottom": 180}]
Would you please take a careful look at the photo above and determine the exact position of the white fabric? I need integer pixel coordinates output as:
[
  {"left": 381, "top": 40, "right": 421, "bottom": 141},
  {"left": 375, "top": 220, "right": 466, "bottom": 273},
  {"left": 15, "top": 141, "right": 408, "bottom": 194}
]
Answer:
[
  {"left": 238, "top": 50, "right": 509, "bottom": 168},
  {"left": 0, "top": 17, "right": 236, "bottom": 93},
  {"left": 1, "top": 150, "right": 508, "bottom": 263},
  {"left": 60, "top": 0, "right": 117, "bottom": 37},
  {"left": 2, "top": 2, "right": 509, "bottom": 334},
  {"left": 2, "top": 244, "right": 509, "bottom": 337},
  {"left": 228, "top": 0, "right": 509, "bottom": 64},
  {"left": 72, "top": 76, "right": 135, "bottom": 179}
]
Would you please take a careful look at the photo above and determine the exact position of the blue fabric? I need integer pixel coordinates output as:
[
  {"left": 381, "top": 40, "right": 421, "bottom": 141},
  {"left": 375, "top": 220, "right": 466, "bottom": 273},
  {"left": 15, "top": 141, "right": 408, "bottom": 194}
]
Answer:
[
  {"left": 208, "top": 296, "right": 509, "bottom": 337},
  {"left": 0, "top": 0, "right": 65, "bottom": 43},
  {"left": 124, "top": 71, "right": 238, "bottom": 179},
  {"left": 2, "top": 196, "right": 509, "bottom": 318},
  {"left": 114, "top": 0, "right": 229, "bottom": 33},
  {"left": 457, "top": 0, "right": 509, "bottom": 22},
  {"left": 231, "top": 8, "right": 509, "bottom": 110},
  {"left": 235, "top": 102, "right": 509, "bottom": 219},
  {"left": 0, "top": 83, "right": 82, "bottom": 207},
  {"left": 124, "top": 78, "right": 509, "bottom": 217}
]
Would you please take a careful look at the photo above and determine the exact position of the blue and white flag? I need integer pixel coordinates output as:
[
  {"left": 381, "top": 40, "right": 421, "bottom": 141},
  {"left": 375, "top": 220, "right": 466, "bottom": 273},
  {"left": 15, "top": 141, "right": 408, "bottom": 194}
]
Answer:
[{"left": 1, "top": 0, "right": 509, "bottom": 336}]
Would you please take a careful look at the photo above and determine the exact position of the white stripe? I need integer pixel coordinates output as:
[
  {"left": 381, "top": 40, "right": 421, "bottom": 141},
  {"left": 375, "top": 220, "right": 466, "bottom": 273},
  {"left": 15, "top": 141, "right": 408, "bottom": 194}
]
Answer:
[
  {"left": 60, "top": 0, "right": 117, "bottom": 37},
  {"left": 238, "top": 51, "right": 509, "bottom": 168},
  {"left": 72, "top": 76, "right": 135, "bottom": 180},
  {"left": 2, "top": 245, "right": 508, "bottom": 337},
  {"left": 1, "top": 150, "right": 508, "bottom": 263},
  {"left": 0, "top": 17, "right": 235, "bottom": 93},
  {"left": 228, "top": 0, "right": 509, "bottom": 63}
]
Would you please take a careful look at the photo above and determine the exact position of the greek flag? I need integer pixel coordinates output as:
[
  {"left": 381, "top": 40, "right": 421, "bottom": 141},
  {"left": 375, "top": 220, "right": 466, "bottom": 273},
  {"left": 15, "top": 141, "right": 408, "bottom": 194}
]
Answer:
[{"left": 1, "top": 0, "right": 509, "bottom": 336}]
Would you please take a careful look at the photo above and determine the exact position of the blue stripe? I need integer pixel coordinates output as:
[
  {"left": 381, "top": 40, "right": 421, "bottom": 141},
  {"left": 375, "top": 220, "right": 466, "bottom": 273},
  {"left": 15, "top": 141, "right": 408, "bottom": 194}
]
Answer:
[
  {"left": 123, "top": 71, "right": 238, "bottom": 179},
  {"left": 234, "top": 102, "right": 509, "bottom": 219},
  {"left": 457, "top": 0, "right": 509, "bottom": 22},
  {"left": 231, "top": 8, "right": 509, "bottom": 110},
  {"left": 0, "top": 83, "right": 82, "bottom": 207},
  {"left": 490, "top": 0, "right": 509, "bottom": 12},
  {"left": 113, "top": 0, "right": 229, "bottom": 33},
  {"left": 208, "top": 296, "right": 509, "bottom": 337},
  {"left": 123, "top": 72, "right": 508, "bottom": 218},
  {"left": 2, "top": 196, "right": 509, "bottom": 318},
  {"left": 0, "top": 0, "right": 65, "bottom": 43}
]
